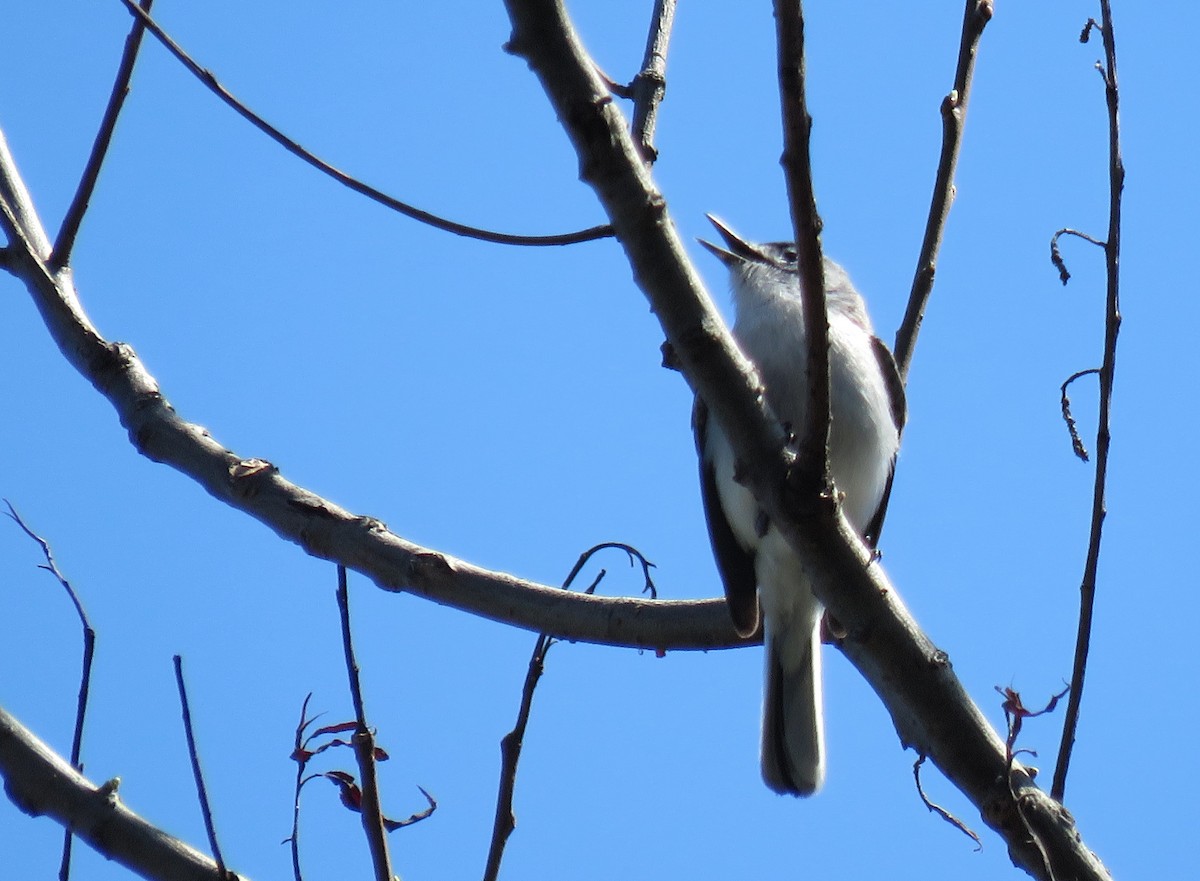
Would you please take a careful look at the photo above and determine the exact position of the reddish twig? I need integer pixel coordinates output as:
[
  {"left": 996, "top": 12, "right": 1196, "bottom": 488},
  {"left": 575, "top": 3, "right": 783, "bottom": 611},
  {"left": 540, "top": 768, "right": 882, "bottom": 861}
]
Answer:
[
  {"left": 1051, "top": 0, "right": 1124, "bottom": 804},
  {"left": 114, "top": 0, "right": 612, "bottom": 248},
  {"left": 51, "top": 0, "right": 154, "bottom": 269}
]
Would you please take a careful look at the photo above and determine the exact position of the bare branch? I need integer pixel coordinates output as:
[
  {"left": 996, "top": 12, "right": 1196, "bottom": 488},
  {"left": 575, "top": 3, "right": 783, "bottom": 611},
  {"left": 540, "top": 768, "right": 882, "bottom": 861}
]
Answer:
[
  {"left": 4, "top": 500, "right": 98, "bottom": 881},
  {"left": 628, "top": 0, "right": 677, "bottom": 162},
  {"left": 0, "top": 81, "right": 747, "bottom": 651},
  {"left": 893, "top": 0, "right": 994, "bottom": 382},
  {"left": 51, "top": 0, "right": 154, "bottom": 269},
  {"left": 113, "top": 0, "right": 612, "bottom": 248},
  {"left": 1052, "top": 0, "right": 1125, "bottom": 804},
  {"left": 335, "top": 567, "right": 394, "bottom": 881},
  {"left": 500, "top": 1, "right": 1109, "bottom": 877},
  {"left": 0, "top": 704, "right": 247, "bottom": 881},
  {"left": 485, "top": 543, "right": 647, "bottom": 880},
  {"left": 173, "top": 656, "right": 231, "bottom": 879},
  {"left": 774, "top": 0, "right": 832, "bottom": 500}
]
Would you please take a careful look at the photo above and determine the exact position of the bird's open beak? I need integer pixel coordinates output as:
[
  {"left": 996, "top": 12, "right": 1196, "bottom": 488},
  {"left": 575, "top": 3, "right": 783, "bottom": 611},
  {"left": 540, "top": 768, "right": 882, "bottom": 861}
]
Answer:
[{"left": 698, "top": 214, "right": 763, "bottom": 266}]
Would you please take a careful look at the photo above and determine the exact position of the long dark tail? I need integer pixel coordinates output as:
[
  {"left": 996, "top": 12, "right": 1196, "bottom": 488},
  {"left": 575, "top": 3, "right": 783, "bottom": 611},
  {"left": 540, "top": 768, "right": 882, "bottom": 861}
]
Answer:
[{"left": 761, "top": 624, "right": 825, "bottom": 796}]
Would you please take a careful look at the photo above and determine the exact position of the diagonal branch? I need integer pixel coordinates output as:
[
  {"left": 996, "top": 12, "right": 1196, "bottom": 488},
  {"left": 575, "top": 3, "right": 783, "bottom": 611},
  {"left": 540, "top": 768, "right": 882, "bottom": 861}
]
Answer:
[
  {"left": 173, "top": 656, "right": 231, "bottom": 878},
  {"left": 0, "top": 704, "right": 247, "bottom": 881},
  {"left": 499, "top": 1, "right": 1109, "bottom": 877},
  {"left": 114, "top": 0, "right": 612, "bottom": 248},
  {"left": 51, "top": 0, "right": 154, "bottom": 269},
  {"left": 0, "top": 118, "right": 739, "bottom": 651},
  {"left": 893, "top": 0, "right": 993, "bottom": 383}
]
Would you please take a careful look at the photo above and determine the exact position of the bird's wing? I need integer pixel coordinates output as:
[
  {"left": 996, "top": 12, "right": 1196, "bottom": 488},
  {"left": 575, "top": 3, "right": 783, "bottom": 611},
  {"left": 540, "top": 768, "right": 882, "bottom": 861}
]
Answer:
[
  {"left": 693, "top": 397, "right": 760, "bottom": 637},
  {"left": 863, "top": 335, "right": 908, "bottom": 548}
]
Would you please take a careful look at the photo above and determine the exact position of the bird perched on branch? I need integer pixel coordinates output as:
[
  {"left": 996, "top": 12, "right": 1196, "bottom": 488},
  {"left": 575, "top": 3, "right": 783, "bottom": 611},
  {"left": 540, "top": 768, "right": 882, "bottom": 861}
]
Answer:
[{"left": 694, "top": 215, "right": 905, "bottom": 795}]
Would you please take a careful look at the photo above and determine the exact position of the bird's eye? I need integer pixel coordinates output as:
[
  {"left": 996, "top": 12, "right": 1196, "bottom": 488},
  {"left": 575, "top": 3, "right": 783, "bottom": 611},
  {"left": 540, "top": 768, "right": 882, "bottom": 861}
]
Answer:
[{"left": 782, "top": 247, "right": 798, "bottom": 263}]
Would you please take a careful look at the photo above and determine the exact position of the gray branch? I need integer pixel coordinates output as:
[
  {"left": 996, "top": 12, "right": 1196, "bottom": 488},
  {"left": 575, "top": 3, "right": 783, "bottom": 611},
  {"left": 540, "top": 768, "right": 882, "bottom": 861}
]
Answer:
[
  {"left": 499, "top": 1, "right": 1110, "bottom": 878},
  {"left": 0, "top": 704, "right": 246, "bottom": 881}
]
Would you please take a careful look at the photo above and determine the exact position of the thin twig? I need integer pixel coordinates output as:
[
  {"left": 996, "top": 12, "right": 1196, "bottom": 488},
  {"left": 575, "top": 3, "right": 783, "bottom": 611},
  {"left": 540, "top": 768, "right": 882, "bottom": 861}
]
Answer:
[
  {"left": 484, "top": 544, "right": 652, "bottom": 880},
  {"left": 1052, "top": 0, "right": 1124, "bottom": 804},
  {"left": 284, "top": 693, "right": 319, "bottom": 881},
  {"left": 560, "top": 541, "right": 657, "bottom": 599},
  {"left": 335, "top": 566, "right": 393, "bottom": 881},
  {"left": 773, "top": 0, "right": 832, "bottom": 499},
  {"left": 51, "top": 0, "right": 154, "bottom": 270},
  {"left": 114, "top": 0, "right": 612, "bottom": 248},
  {"left": 912, "top": 755, "right": 981, "bottom": 849},
  {"left": 893, "top": 0, "right": 994, "bottom": 383},
  {"left": 3, "top": 501, "right": 97, "bottom": 881},
  {"left": 173, "top": 656, "right": 230, "bottom": 879},
  {"left": 628, "top": 0, "right": 677, "bottom": 162},
  {"left": 1049, "top": 227, "right": 1105, "bottom": 285},
  {"left": 1059, "top": 369, "right": 1100, "bottom": 461}
]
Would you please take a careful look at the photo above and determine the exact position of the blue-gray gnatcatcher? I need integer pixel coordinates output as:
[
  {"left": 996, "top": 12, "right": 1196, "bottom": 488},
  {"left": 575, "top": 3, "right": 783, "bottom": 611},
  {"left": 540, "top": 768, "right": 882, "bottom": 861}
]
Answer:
[{"left": 694, "top": 215, "right": 905, "bottom": 796}]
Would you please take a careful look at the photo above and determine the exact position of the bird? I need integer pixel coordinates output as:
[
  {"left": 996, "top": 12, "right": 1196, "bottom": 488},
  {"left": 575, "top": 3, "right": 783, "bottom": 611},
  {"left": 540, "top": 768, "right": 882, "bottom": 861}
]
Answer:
[{"left": 694, "top": 215, "right": 905, "bottom": 796}]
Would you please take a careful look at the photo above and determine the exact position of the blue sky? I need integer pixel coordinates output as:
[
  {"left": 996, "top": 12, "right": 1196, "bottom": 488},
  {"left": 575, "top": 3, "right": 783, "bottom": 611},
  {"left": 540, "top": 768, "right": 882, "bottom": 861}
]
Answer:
[{"left": 2, "top": 2, "right": 1193, "bottom": 879}]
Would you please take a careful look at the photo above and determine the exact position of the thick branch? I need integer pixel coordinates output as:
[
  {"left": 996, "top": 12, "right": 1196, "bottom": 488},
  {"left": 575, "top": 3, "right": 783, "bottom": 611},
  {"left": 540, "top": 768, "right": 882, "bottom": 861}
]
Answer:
[
  {"left": 500, "top": 1, "right": 1109, "bottom": 877},
  {"left": 0, "top": 705, "right": 246, "bottom": 881},
  {"left": 0, "top": 121, "right": 741, "bottom": 650}
]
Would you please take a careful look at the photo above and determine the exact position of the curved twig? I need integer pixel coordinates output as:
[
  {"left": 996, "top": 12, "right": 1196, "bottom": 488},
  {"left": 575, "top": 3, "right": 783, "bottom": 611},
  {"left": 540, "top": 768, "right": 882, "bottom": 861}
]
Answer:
[
  {"left": 1059, "top": 369, "right": 1100, "bottom": 461},
  {"left": 114, "top": 0, "right": 613, "bottom": 248},
  {"left": 1049, "top": 227, "right": 1106, "bottom": 285}
]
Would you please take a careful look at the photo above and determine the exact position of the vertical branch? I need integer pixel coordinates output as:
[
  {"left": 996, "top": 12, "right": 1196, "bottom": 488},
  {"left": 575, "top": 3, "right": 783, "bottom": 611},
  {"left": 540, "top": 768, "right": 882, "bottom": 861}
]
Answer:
[
  {"left": 335, "top": 566, "right": 394, "bottom": 881},
  {"left": 173, "top": 656, "right": 230, "bottom": 878},
  {"left": 1051, "top": 1, "right": 1124, "bottom": 803},
  {"left": 773, "top": 0, "right": 831, "bottom": 494},
  {"left": 893, "top": 0, "right": 993, "bottom": 383},
  {"left": 51, "top": 0, "right": 154, "bottom": 270},
  {"left": 628, "top": 0, "right": 677, "bottom": 162}
]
